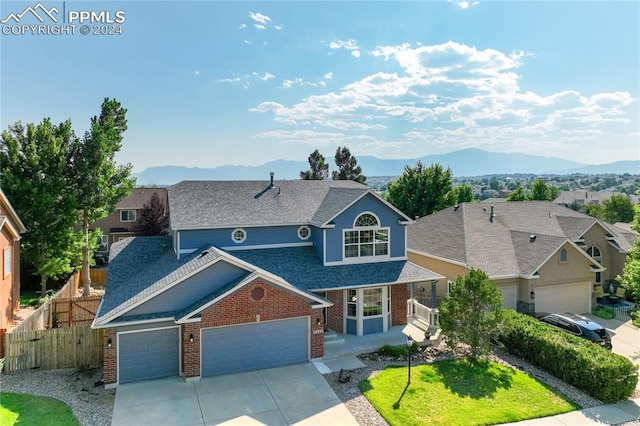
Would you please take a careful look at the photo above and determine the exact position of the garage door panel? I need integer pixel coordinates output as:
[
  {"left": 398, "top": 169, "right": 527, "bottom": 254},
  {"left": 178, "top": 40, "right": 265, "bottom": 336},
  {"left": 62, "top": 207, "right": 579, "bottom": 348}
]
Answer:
[
  {"left": 119, "top": 327, "right": 180, "bottom": 384},
  {"left": 202, "top": 317, "right": 309, "bottom": 377},
  {"left": 535, "top": 283, "right": 590, "bottom": 314}
]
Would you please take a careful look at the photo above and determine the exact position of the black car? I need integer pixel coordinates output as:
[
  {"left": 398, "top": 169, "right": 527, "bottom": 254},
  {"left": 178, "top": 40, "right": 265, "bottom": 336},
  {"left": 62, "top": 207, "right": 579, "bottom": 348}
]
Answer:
[{"left": 534, "top": 312, "right": 612, "bottom": 350}]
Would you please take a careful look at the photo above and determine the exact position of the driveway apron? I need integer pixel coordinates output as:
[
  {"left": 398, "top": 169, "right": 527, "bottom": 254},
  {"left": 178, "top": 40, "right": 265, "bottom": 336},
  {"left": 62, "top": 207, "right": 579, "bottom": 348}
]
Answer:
[{"left": 111, "top": 362, "right": 358, "bottom": 426}]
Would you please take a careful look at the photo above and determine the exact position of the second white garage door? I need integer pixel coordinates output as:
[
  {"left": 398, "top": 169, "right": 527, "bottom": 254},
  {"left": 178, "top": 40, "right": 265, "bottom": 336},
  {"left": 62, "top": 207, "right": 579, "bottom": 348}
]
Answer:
[
  {"left": 201, "top": 317, "right": 309, "bottom": 377},
  {"left": 535, "top": 282, "right": 591, "bottom": 314}
]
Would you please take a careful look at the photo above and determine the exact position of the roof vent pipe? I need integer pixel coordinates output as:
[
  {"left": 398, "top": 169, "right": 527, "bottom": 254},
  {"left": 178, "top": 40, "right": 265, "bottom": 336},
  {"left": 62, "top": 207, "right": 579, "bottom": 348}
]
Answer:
[
  {"left": 269, "top": 172, "right": 274, "bottom": 189},
  {"left": 490, "top": 205, "right": 495, "bottom": 222}
]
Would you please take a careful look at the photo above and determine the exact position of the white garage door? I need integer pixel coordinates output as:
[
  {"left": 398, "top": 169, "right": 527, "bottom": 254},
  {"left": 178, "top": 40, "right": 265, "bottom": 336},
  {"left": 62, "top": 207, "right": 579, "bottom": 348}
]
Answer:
[
  {"left": 201, "top": 317, "right": 309, "bottom": 377},
  {"left": 535, "top": 282, "right": 591, "bottom": 314},
  {"left": 500, "top": 286, "right": 517, "bottom": 310}
]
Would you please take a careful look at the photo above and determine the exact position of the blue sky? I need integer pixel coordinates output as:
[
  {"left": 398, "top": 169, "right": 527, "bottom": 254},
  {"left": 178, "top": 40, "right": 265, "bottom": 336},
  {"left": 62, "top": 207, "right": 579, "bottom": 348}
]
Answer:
[{"left": 1, "top": 1, "right": 638, "bottom": 172}]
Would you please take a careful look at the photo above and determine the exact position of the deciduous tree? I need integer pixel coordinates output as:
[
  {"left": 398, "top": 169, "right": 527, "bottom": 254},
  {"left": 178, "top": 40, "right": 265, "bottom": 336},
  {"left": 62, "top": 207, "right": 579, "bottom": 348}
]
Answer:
[
  {"left": 332, "top": 146, "right": 366, "bottom": 183},
  {"left": 438, "top": 269, "right": 504, "bottom": 358},
  {"left": 300, "top": 149, "right": 329, "bottom": 180},
  {"left": 131, "top": 192, "right": 169, "bottom": 236},
  {"left": 386, "top": 162, "right": 456, "bottom": 219},
  {"left": 454, "top": 184, "right": 474, "bottom": 203},
  {"left": 602, "top": 194, "right": 635, "bottom": 223},
  {"left": 530, "top": 178, "right": 551, "bottom": 201},
  {"left": 1, "top": 119, "right": 83, "bottom": 295},
  {"left": 70, "top": 98, "right": 135, "bottom": 296},
  {"left": 617, "top": 201, "right": 640, "bottom": 326},
  {"left": 506, "top": 187, "right": 527, "bottom": 202}
]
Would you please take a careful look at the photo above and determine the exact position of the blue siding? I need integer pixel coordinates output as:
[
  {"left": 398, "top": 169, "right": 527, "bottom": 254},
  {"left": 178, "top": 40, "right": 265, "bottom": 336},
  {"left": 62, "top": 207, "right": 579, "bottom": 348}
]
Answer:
[
  {"left": 179, "top": 225, "right": 310, "bottom": 251},
  {"left": 312, "top": 227, "right": 323, "bottom": 260},
  {"left": 124, "top": 262, "right": 246, "bottom": 317},
  {"left": 346, "top": 318, "right": 357, "bottom": 335},
  {"left": 325, "top": 194, "right": 407, "bottom": 263},
  {"left": 363, "top": 317, "right": 384, "bottom": 334}
]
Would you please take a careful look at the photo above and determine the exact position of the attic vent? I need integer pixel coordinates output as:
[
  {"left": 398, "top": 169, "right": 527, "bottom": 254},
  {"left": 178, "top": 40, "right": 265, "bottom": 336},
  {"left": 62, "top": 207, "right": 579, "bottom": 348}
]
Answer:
[
  {"left": 529, "top": 235, "right": 537, "bottom": 243},
  {"left": 453, "top": 204, "right": 459, "bottom": 211},
  {"left": 197, "top": 250, "right": 209, "bottom": 259}
]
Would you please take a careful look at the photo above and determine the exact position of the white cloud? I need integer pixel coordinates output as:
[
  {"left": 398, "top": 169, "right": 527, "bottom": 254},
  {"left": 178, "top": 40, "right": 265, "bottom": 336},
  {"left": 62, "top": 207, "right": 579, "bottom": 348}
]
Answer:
[
  {"left": 238, "top": 23, "right": 246, "bottom": 29},
  {"left": 274, "top": 24, "right": 283, "bottom": 30},
  {"left": 450, "top": 0, "right": 480, "bottom": 9},
  {"left": 250, "top": 40, "right": 636, "bottom": 161},
  {"left": 254, "top": 24, "right": 266, "bottom": 30},
  {"left": 253, "top": 72, "right": 275, "bottom": 81},
  {"left": 218, "top": 77, "right": 242, "bottom": 83},
  {"left": 244, "top": 40, "right": 252, "bottom": 45},
  {"left": 329, "top": 39, "right": 359, "bottom": 51},
  {"left": 351, "top": 50, "right": 361, "bottom": 58},
  {"left": 194, "top": 70, "right": 200, "bottom": 75},
  {"left": 249, "top": 12, "right": 271, "bottom": 24}
]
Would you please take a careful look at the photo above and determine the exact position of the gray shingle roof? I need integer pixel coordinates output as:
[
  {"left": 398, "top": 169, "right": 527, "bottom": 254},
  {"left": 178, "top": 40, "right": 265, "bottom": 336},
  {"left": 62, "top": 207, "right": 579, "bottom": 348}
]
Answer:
[
  {"left": 408, "top": 201, "right": 632, "bottom": 277},
  {"left": 229, "top": 247, "right": 443, "bottom": 291},
  {"left": 95, "top": 236, "right": 225, "bottom": 325},
  {"left": 168, "top": 180, "right": 370, "bottom": 230}
]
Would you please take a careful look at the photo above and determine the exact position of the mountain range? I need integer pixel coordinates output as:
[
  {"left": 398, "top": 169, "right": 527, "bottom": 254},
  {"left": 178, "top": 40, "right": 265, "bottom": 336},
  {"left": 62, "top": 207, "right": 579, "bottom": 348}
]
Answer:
[{"left": 133, "top": 148, "right": 640, "bottom": 186}]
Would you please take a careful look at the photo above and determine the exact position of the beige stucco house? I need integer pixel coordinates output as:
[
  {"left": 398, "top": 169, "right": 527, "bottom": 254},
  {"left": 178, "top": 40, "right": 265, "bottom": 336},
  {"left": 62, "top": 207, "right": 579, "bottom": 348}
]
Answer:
[{"left": 407, "top": 201, "right": 636, "bottom": 314}]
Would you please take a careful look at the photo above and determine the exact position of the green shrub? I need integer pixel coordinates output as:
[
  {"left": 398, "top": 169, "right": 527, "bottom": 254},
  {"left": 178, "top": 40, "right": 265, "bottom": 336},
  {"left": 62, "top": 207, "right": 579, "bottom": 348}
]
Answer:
[
  {"left": 378, "top": 344, "right": 409, "bottom": 357},
  {"left": 496, "top": 310, "right": 638, "bottom": 403},
  {"left": 593, "top": 306, "right": 615, "bottom": 320}
]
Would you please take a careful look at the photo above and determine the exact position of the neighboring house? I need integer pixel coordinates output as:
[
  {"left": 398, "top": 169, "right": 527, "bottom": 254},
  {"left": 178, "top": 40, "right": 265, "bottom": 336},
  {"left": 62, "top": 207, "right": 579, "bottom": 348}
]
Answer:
[
  {"left": 93, "top": 177, "right": 442, "bottom": 386},
  {"left": 90, "top": 187, "right": 168, "bottom": 263},
  {"left": 0, "top": 189, "right": 26, "bottom": 357},
  {"left": 407, "top": 201, "right": 637, "bottom": 315},
  {"left": 553, "top": 190, "right": 639, "bottom": 209}
]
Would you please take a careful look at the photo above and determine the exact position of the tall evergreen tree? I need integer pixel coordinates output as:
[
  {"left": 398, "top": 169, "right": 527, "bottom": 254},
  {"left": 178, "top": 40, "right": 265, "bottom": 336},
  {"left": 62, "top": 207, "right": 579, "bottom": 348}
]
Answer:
[
  {"left": 386, "top": 162, "right": 456, "bottom": 219},
  {"left": 332, "top": 146, "right": 366, "bottom": 183},
  {"left": 70, "top": 98, "right": 136, "bottom": 296},
  {"left": 300, "top": 149, "right": 329, "bottom": 180},
  {"left": 131, "top": 192, "right": 169, "bottom": 236},
  {"left": 1, "top": 119, "right": 83, "bottom": 295}
]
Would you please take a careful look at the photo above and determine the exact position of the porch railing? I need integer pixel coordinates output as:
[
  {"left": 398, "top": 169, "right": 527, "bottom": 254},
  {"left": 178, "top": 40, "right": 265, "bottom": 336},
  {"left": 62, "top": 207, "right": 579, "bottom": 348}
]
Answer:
[{"left": 407, "top": 298, "right": 440, "bottom": 326}]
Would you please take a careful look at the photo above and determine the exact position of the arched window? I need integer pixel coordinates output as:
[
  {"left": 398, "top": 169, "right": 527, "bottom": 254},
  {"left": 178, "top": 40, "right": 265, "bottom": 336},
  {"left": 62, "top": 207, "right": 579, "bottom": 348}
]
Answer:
[
  {"left": 344, "top": 212, "right": 389, "bottom": 259},
  {"left": 559, "top": 248, "right": 568, "bottom": 263},
  {"left": 587, "top": 246, "right": 602, "bottom": 283}
]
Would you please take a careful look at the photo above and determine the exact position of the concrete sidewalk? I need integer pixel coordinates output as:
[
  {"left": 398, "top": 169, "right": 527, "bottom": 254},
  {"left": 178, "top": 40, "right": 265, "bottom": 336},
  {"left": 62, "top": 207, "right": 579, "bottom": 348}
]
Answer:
[
  {"left": 503, "top": 398, "right": 640, "bottom": 425},
  {"left": 111, "top": 363, "right": 358, "bottom": 426}
]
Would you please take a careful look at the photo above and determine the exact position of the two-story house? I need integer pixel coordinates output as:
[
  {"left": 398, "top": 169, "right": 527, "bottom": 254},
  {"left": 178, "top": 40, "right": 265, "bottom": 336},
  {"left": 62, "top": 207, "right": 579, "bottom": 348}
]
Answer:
[
  {"left": 90, "top": 187, "right": 168, "bottom": 263},
  {"left": 407, "top": 202, "right": 636, "bottom": 315},
  {"left": 0, "top": 188, "right": 26, "bottom": 357},
  {"left": 93, "top": 176, "right": 442, "bottom": 386}
]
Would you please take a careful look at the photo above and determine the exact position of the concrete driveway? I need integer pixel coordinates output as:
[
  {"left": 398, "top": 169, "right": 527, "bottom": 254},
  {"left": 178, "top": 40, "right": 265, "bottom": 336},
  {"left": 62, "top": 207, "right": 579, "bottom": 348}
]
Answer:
[
  {"left": 585, "top": 314, "right": 640, "bottom": 392},
  {"left": 111, "top": 362, "right": 358, "bottom": 426}
]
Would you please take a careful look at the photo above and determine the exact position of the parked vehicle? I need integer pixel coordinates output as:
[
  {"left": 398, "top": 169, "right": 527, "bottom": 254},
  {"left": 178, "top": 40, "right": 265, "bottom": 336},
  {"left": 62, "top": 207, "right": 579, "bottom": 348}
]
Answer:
[{"left": 534, "top": 312, "right": 612, "bottom": 350}]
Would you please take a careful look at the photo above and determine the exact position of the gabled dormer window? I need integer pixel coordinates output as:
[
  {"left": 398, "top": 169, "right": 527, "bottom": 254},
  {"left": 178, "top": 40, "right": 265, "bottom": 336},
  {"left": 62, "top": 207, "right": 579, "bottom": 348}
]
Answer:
[
  {"left": 344, "top": 212, "right": 389, "bottom": 259},
  {"left": 120, "top": 210, "right": 136, "bottom": 222}
]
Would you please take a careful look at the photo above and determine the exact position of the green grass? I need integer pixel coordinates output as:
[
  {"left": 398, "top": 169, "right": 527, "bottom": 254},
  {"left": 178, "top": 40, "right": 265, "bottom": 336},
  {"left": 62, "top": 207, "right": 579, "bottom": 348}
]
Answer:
[
  {"left": 359, "top": 358, "right": 579, "bottom": 426},
  {"left": 0, "top": 393, "right": 80, "bottom": 426},
  {"left": 594, "top": 306, "right": 615, "bottom": 320}
]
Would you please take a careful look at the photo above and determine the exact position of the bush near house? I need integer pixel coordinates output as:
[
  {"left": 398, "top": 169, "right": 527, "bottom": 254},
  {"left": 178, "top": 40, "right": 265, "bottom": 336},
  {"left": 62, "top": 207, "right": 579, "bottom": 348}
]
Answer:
[{"left": 496, "top": 310, "right": 638, "bottom": 403}]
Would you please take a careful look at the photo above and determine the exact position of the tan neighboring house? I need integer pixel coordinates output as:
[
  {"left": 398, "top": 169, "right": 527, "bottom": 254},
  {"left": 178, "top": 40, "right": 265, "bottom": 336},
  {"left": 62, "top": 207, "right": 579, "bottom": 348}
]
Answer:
[
  {"left": 90, "top": 187, "right": 168, "bottom": 263},
  {"left": 407, "top": 201, "right": 637, "bottom": 315},
  {"left": 0, "top": 189, "right": 26, "bottom": 357},
  {"left": 553, "top": 190, "right": 639, "bottom": 209}
]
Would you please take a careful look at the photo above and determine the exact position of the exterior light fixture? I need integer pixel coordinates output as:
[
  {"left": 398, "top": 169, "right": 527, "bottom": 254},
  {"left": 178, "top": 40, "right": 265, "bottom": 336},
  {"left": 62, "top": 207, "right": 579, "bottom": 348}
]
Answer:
[
  {"left": 530, "top": 291, "right": 535, "bottom": 300},
  {"left": 107, "top": 338, "right": 112, "bottom": 348},
  {"left": 189, "top": 333, "right": 194, "bottom": 343},
  {"left": 406, "top": 335, "right": 414, "bottom": 385}
]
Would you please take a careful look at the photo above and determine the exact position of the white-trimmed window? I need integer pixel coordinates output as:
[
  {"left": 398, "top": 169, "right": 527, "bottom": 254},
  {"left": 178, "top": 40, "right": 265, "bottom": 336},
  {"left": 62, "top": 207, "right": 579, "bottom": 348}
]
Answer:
[
  {"left": 231, "top": 228, "right": 247, "bottom": 243},
  {"left": 3, "top": 248, "right": 11, "bottom": 278},
  {"left": 587, "top": 246, "right": 602, "bottom": 283},
  {"left": 344, "top": 212, "right": 389, "bottom": 259},
  {"left": 363, "top": 287, "right": 383, "bottom": 316},
  {"left": 120, "top": 210, "right": 136, "bottom": 222},
  {"left": 297, "top": 225, "right": 310, "bottom": 240},
  {"left": 347, "top": 289, "right": 357, "bottom": 317},
  {"left": 559, "top": 248, "right": 568, "bottom": 263}
]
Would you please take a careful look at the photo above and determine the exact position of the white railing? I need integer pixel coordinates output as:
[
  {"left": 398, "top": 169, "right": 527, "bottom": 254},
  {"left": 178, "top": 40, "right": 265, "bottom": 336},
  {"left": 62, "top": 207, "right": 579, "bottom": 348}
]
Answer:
[{"left": 407, "top": 298, "right": 440, "bottom": 326}]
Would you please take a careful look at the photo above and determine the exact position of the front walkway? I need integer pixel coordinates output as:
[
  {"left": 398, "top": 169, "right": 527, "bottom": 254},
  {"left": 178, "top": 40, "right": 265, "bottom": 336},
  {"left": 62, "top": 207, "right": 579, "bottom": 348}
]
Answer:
[{"left": 111, "top": 363, "right": 358, "bottom": 426}]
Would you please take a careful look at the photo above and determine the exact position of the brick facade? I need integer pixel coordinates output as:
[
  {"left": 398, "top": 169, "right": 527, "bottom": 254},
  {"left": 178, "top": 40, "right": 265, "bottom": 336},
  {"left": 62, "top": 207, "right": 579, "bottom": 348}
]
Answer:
[
  {"left": 311, "top": 309, "right": 324, "bottom": 359},
  {"left": 103, "top": 328, "right": 117, "bottom": 385},
  {"left": 325, "top": 290, "right": 344, "bottom": 333},
  {"left": 182, "top": 323, "right": 200, "bottom": 379},
  {"left": 391, "top": 284, "right": 409, "bottom": 326}
]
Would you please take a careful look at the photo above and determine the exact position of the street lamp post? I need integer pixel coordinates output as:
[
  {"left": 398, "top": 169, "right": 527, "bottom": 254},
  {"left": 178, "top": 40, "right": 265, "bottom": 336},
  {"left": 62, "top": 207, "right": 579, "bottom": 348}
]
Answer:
[{"left": 407, "top": 334, "right": 413, "bottom": 385}]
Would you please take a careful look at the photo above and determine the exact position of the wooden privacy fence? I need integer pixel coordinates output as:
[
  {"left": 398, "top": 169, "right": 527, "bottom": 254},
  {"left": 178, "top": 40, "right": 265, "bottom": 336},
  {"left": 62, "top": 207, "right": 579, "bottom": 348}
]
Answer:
[
  {"left": 3, "top": 326, "right": 104, "bottom": 372},
  {"left": 51, "top": 296, "right": 102, "bottom": 328},
  {"left": 88, "top": 268, "right": 108, "bottom": 286}
]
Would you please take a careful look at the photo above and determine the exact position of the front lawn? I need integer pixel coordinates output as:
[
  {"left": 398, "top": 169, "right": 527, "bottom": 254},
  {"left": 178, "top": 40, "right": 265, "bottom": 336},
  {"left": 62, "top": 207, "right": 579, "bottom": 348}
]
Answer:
[
  {"left": 0, "top": 393, "right": 80, "bottom": 426},
  {"left": 359, "top": 358, "right": 579, "bottom": 426}
]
